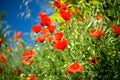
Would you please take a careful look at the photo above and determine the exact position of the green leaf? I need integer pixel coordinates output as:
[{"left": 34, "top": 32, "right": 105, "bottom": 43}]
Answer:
[
  {"left": 91, "top": 0, "right": 100, "bottom": 5},
  {"left": 50, "top": 12, "right": 64, "bottom": 23}
]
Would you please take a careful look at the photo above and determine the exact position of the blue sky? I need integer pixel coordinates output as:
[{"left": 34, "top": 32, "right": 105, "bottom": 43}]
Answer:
[{"left": 0, "top": 0, "right": 54, "bottom": 44}]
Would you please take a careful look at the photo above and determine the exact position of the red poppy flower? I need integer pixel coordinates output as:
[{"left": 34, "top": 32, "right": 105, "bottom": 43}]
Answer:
[
  {"left": 60, "top": 4, "right": 68, "bottom": 11},
  {"left": 91, "top": 57, "right": 98, "bottom": 66},
  {"left": 48, "top": 25, "right": 56, "bottom": 33},
  {"left": 84, "top": 15, "right": 88, "bottom": 20},
  {"left": 96, "top": 15, "right": 101, "bottom": 21},
  {"left": 66, "top": 62, "right": 84, "bottom": 74},
  {"left": 16, "top": 69, "right": 22, "bottom": 76},
  {"left": 90, "top": 29, "right": 105, "bottom": 38},
  {"left": 47, "top": 36, "right": 52, "bottom": 43},
  {"left": 41, "top": 28, "right": 50, "bottom": 37},
  {"left": 112, "top": 26, "right": 120, "bottom": 35},
  {"left": 53, "top": 32, "right": 64, "bottom": 41},
  {"left": 0, "top": 68, "right": 3, "bottom": 73},
  {"left": 87, "top": 57, "right": 98, "bottom": 66},
  {"left": 77, "top": 8, "right": 81, "bottom": 14},
  {"left": 73, "top": 8, "right": 81, "bottom": 15},
  {"left": 13, "top": 31, "right": 22, "bottom": 40},
  {"left": 22, "top": 50, "right": 36, "bottom": 66},
  {"left": 53, "top": 0, "right": 61, "bottom": 8},
  {"left": 32, "top": 25, "right": 41, "bottom": 33},
  {"left": 0, "top": 53, "right": 7, "bottom": 64},
  {"left": 78, "top": 18, "right": 83, "bottom": 22},
  {"left": 28, "top": 75, "right": 37, "bottom": 80},
  {"left": 48, "top": 32, "right": 63, "bottom": 43},
  {"left": 0, "top": 38, "right": 2, "bottom": 46},
  {"left": 7, "top": 47, "right": 13, "bottom": 52},
  {"left": 54, "top": 39, "right": 68, "bottom": 51},
  {"left": 23, "top": 50, "right": 36, "bottom": 57},
  {"left": 47, "top": 32, "right": 63, "bottom": 43},
  {"left": 36, "top": 35, "right": 45, "bottom": 43},
  {"left": 39, "top": 12, "right": 51, "bottom": 26},
  {"left": 22, "top": 57, "right": 34, "bottom": 66},
  {"left": 60, "top": 11, "right": 72, "bottom": 21}
]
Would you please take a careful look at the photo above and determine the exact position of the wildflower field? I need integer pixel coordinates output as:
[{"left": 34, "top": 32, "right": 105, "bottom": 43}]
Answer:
[{"left": 0, "top": 0, "right": 120, "bottom": 80}]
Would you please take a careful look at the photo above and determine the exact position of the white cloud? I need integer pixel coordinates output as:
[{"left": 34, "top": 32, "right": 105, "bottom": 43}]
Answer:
[{"left": 35, "top": 0, "right": 54, "bottom": 15}]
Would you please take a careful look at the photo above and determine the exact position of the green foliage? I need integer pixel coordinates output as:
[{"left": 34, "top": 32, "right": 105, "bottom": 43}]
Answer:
[{"left": 0, "top": 0, "right": 120, "bottom": 80}]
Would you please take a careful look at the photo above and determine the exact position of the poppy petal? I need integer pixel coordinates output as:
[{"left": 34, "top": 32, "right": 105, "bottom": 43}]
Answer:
[
  {"left": 32, "top": 25, "right": 41, "bottom": 33},
  {"left": 39, "top": 12, "right": 52, "bottom": 26},
  {"left": 0, "top": 54, "right": 7, "bottom": 64},
  {"left": 36, "top": 35, "right": 45, "bottom": 43},
  {"left": 54, "top": 39, "right": 68, "bottom": 51},
  {"left": 48, "top": 25, "right": 56, "bottom": 33},
  {"left": 112, "top": 26, "right": 120, "bottom": 35},
  {"left": 54, "top": 32, "right": 64, "bottom": 41},
  {"left": 67, "top": 62, "right": 84, "bottom": 74},
  {"left": 60, "top": 11, "right": 72, "bottom": 21},
  {"left": 22, "top": 57, "right": 34, "bottom": 66},
  {"left": 41, "top": 28, "right": 50, "bottom": 37},
  {"left": 90, "top": 29, "right": 104, "bottom": 38}
]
